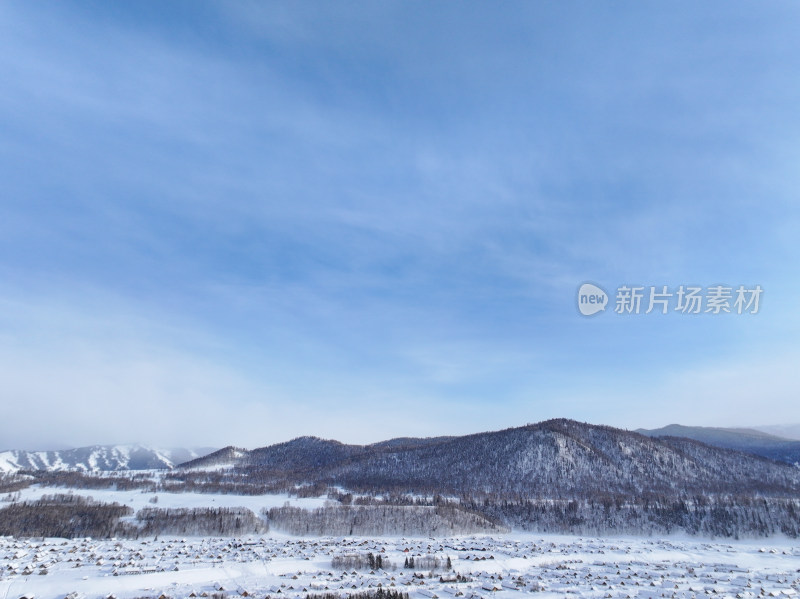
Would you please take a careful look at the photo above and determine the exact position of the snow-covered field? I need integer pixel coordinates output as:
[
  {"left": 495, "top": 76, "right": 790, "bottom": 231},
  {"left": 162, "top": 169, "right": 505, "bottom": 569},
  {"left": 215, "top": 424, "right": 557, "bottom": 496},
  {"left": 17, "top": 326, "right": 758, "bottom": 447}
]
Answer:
[
  {"left": 11, "top": 485, "right": 331, "bottom": 513},
  {"left": 1, "top": 533, "right": 799, "bottom": 599}
]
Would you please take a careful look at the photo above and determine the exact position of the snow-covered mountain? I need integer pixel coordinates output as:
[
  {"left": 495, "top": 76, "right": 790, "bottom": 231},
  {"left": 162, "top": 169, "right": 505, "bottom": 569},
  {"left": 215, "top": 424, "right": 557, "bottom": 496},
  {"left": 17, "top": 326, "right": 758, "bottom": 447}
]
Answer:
[
  {"left": 0, "top": 445, "right": 216, "bottom": 473},
  {"left": 180, "top": 419, "right": 800, "bottom": 498}
]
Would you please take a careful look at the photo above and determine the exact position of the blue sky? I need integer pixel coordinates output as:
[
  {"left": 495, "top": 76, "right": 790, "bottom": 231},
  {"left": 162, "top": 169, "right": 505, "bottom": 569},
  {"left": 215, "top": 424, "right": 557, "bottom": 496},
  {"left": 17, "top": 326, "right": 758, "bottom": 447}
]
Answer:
[{"left": 1, "top": 1, "right": 799, "bottom": 449}]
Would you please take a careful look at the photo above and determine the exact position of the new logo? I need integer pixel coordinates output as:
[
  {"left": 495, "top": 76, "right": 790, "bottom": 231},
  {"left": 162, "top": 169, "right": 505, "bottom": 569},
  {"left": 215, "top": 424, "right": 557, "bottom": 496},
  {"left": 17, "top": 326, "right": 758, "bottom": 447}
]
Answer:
[{"left": 577, "top": 283, "right": 608, "bottom": 316}]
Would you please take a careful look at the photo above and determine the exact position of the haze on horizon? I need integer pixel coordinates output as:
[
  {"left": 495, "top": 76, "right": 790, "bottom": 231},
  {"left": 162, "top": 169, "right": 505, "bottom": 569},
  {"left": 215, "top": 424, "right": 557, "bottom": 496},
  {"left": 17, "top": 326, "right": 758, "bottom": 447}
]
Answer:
[{"left": 1, "top": 1, "right": 800, "bottom": 451}]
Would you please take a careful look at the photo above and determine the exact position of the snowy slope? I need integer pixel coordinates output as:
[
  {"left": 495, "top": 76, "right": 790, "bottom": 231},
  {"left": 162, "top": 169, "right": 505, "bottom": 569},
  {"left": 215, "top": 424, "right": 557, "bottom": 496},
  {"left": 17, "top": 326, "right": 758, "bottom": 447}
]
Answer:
[{"left": 180, "top": 446, "right": 248, "bottom": 470}]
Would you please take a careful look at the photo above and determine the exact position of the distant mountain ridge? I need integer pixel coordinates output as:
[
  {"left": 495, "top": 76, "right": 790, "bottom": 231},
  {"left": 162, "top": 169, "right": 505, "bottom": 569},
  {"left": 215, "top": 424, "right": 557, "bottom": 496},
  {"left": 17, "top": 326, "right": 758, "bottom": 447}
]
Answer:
[
  {"left": 0, "top": 445, "right": 216, "bottom": 473},
  {"left": 753, "top": 424, "right": 800, "bottom": 441},
  {"left": 636, "top": 424, "right": 800, "bottom": 466}
]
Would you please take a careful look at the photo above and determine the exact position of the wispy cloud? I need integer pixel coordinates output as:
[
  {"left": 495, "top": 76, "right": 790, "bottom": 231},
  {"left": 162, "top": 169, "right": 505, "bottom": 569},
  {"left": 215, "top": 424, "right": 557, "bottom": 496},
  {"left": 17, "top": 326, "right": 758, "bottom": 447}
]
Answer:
[{"left": 1, "top": 1, "right": 799, "bottom": 448}]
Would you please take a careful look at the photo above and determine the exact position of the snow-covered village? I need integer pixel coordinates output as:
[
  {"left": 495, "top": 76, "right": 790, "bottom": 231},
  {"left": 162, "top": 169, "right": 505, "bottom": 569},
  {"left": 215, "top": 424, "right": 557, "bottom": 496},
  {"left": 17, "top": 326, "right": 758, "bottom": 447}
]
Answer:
[{"left": 2, "top": 533, "right": 800, "bottom": 599}]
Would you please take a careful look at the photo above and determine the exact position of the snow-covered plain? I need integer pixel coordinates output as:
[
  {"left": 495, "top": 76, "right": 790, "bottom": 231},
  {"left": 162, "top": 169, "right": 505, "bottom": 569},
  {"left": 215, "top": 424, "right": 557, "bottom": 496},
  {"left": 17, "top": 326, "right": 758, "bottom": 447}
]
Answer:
[
  {"left": 11, "top": 485, "right": 331, "bottom": 513},
  {"left": 1, "top": 533, "right": 799, "bottom": 599}
]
